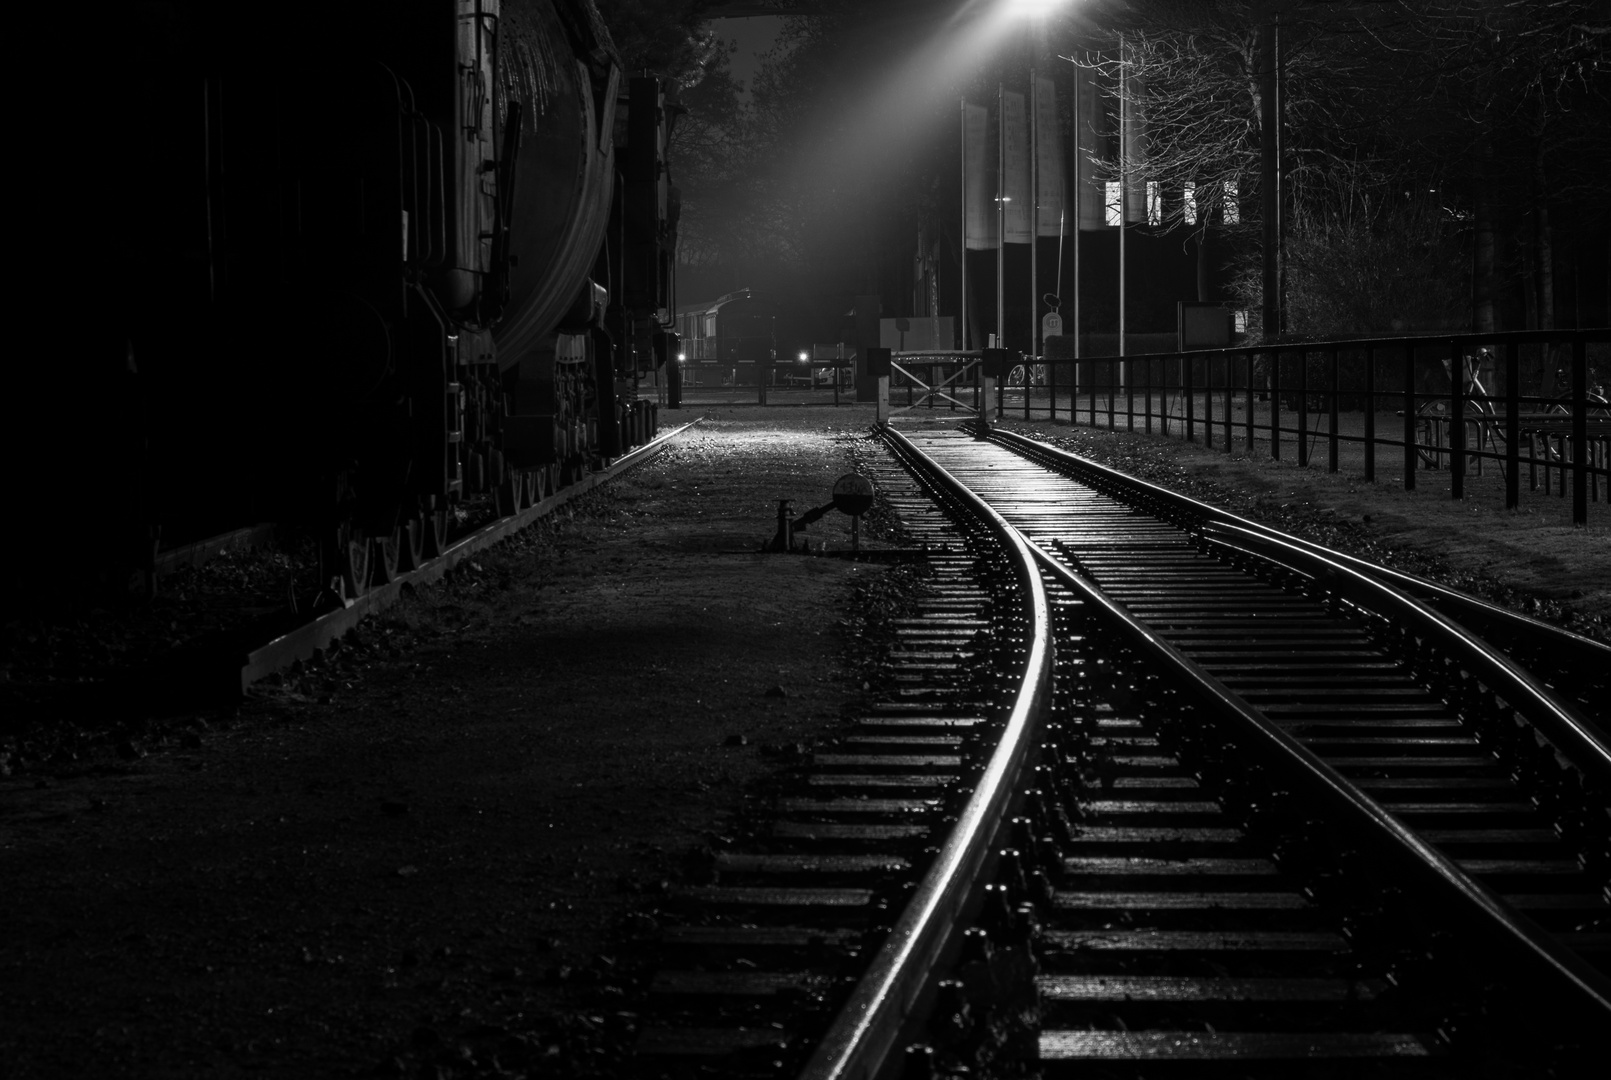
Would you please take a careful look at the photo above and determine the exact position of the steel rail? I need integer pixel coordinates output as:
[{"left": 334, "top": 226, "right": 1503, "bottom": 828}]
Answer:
[
  {"left": 797, "top": 426, "right": 1052, "bottom": 1080},
  {"left": 1023, "top": 528, "right": 1611, "bottom": 1024},
  {"left": 987, "top": 425, "right": 1611, "bottom": 677},
  {"left": 1201, "top": 520, "right": 1611, "bottom": 791},
  {"left": 238, "top": 420, "right": 702, "bottom": 690},
  {"left": 987, "top": 426, "right": 1609, "bottom": 736}
]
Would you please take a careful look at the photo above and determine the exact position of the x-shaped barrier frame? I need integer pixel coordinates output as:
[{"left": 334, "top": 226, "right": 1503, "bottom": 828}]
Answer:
[{"left": 888, "top": 359, "right": 980, "bottom": 416}]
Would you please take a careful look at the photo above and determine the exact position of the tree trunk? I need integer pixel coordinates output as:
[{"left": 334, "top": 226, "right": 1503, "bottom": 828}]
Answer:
[
  {"left": 1473, "top": 194, "right": 1496, "bottom": 334},
  {"left": 1473, "top": 139, "right": 1498, "bottom": 334},
  {"left": 1534, "top": 146, "right": 1555, "bottom": 332},
  {"left": 1520, "top": 210, "right": 1539, "bottom": 332},
  {"left": 1196, "top": 230, "right": 1211, "bottom": 302},
  {"left": 1257, "top": 19, "right": 1279, "bottom": 342}
]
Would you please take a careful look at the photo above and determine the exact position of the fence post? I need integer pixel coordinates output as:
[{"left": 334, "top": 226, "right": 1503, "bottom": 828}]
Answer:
[
  {"left": 1572, "top": 336, "right": 1588, "bottom": 525},
  {"left": 1160, "top": 358, "right": 1169, "bottom": 437},
  {"left": 1049, "top": 357, "right": 1056, "bottom": 422},
  {"left": 1364, "top": 346, "right": 1375, "bottom": 482},
  {"left": 1106, "top": 359, "right": 1115, "bottom": 430},
  {"left": 1271, "top": 350, "right": 1282, "bottom": 461},
  {"left": 1217, "top": 357, "right": 1230, "bottom": 454},
  {"left": 1205, "top": 354, "right": 1214, "bottom": 449},
  {"left": 1403, "top": 344, "right": 1416, "bottom": 492},
  {"left": 1327, "top": 346, "right": 1340, "bottom": 472},
  {"left": 1449, "top": 339, "right": 1465, "bottom": 500},
  {"left": 1123, "top": 358, "right": 1133, "bottom": 431},
  {"left": 1185, "top": 355, "right": 1195, "bottom": 443},
  {"left": 1088, "top": 359, "right": 1096, "bottom": 426},
  {"left": 1147, "top": 359, "right": 1159, "bottom": 435},
  {"left": 1244, "top": 352, "right": 1255, "bottom": 455},
  {"left": 1505, "top": 342, "right": 1519, "bottom": 509},
  {"left": 1297, "top": 348, "right": 1309, "bottom": 467}
]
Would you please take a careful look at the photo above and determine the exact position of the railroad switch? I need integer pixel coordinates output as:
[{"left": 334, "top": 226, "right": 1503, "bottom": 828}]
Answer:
[
  {"left": 766, "top": 498, "right": 835, "bottom": 552},
  {"left": 764, "top": 473, "right": 877, "bottom": 553}
]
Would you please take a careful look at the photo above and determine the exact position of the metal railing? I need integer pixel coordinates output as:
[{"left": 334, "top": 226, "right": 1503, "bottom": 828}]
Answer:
[
  {"left": 887, "top": 351, "right": 983, "bottom": 415},
  {"left": 980, "top": 330, "right": 1610, "bottom": 526}
]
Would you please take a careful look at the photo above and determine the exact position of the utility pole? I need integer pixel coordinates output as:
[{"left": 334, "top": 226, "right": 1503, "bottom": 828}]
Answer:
[{"left": 1257, "top": 16, "right": 1281, "bottom": 341}]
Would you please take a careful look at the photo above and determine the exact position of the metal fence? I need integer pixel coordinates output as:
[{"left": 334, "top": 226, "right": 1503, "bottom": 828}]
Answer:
[
  {"left": 922, "top": 330, "right": 1611, "bottom": 526},
  {"left": 660, "top": 361, "right": 859, "bottom": 407}
]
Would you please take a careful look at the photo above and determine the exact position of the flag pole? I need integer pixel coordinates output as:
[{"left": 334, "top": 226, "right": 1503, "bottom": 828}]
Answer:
[
  {"left": 1071, "top": 53, "right": 1080, "bottom": 365},
  {"left": 1030, "top": 68, "right": 1039, "bottom": 364},
  {"left": 960, "top": 97, "right": 968, "bottom": 350},
  {"left": 996, "top": 82, "right": 1005, "bottom": 353},
  {"left": 1118, "top": 34, "right": 1127, "bottom": 376}
]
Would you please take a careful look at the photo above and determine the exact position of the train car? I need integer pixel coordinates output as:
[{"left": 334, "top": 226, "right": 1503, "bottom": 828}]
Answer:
[
  {"left": 19, "top": 0, "right": 675, "bottom": 610},
  {"left": 672, "top": 290, "right": 777, "bottom": 386}
]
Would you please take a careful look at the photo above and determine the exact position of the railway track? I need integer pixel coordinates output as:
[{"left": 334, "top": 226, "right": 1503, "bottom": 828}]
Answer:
[
  {"left": 985, "top": 425, "right": 1610, "bottom": 715},
  {"left": 627, "top": 422, "right": 1609, "bottom": 1079},
  {"left": 627, "top": 429, "right": 1052, "bottom": 1076},
  {"left": 907, "top": 423, "right": 1610, "bottom": 1076}
]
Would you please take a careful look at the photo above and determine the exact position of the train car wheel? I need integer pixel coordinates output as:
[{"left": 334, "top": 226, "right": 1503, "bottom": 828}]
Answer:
[
  {"left": 495, "top": 473, "right": 523, "bottom": 517},
  {"left": 424, "top": 509, "right": 451, "bottom": 559},
  {"left": 400, "top": 515, "right": 426, "bottom": 571},
  {"left": 374, "top": 527, "right": 402, "bottom": 584},
  {"left": 341, "top": 530, "right": 371, "bottom": 599}
]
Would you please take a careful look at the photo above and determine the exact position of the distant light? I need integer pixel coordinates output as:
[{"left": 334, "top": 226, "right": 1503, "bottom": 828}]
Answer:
[
  {"left": 1004, "top": 0, "right": 1066, "bottom": 16},
  {"left": 798, "top": 351, "right": 809, "bottom": 362},
  {"left": 678, "top": 352, "right": 686, "bottom": 361}
]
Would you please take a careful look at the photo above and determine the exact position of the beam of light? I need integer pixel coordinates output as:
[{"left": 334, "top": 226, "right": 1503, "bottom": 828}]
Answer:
[{"left": 774, "top": 2, "right": 1047, "bottom": 236}]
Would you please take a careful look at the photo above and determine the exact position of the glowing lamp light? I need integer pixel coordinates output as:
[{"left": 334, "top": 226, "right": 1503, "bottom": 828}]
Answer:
[
  {"left": 798, "top": 351, "right": 809, "bottom": 363},
  {"left": 1003, "top": 0, "right": 1066, "bottom": 15},
  {"left": 677, "top": 352, "right": 686, "bottom": 361}
]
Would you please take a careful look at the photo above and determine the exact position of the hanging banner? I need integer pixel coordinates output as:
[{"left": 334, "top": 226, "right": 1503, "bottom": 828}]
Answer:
[
  {"left": 1123, "top": 71, "right": 1148, "bottom": 224},
  {"left": 963, "top": 101, "right": 997, "bottom": 250},
  {"left": 1034, "top": 74, "right": 1064, "bottom": 237},
  {"left": 1001, "top": 89, "right": 1031, "bottom": 244},
  {"left": 1073, "top": 62, "right": 1105, "bottom": 231}
]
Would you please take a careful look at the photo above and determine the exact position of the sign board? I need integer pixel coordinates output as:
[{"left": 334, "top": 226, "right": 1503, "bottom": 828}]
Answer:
[
  {"left": 1042, "top": 312, "right": 1063, "bottom": 340},
  {"left": 832, "top": 473, "right": 875, "bottom": 516},
  {"left": 880, "top": 317, "right": 955, "bottom": 352},
  {"left": 982, "top": 347, "right": 1017, "bottom": 379},
  {"left": 1178, "top": 302, "right": 1232, "bottom": 351}
]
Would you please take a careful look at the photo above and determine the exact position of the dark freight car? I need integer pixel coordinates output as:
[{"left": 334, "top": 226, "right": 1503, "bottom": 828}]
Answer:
[{"left": 17, "top": 0, "right": 676, "bottom": 610}]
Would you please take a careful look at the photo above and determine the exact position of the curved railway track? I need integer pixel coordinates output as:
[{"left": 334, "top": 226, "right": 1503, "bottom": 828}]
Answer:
[
  {"left": 625, "top": 421, "right": 1609, "bottom": 1079},
  {"left": 904, "top": 422, "right": 1610, "bottom": 1076},
  {"left": 627, "top": 429, "right": 1052, "bottom": 1077}
]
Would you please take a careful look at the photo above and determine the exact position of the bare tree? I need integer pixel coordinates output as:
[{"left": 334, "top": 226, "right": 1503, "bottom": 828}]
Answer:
[{"left": 1061, "top": 0, "right": 1609, "bottom": 337}]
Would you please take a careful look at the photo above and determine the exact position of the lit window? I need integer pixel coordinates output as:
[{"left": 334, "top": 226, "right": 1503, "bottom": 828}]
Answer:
[
  {"left": 1233, "top": 310, "right": 1247, "bottom": 334},
  {"left": 1223, "top": 181, "right": 1239, "bottom": 225},
  {"left": 1146, "top": 181, "right": 1162, "bottom": 225},
  {"left": 1183, "top": 182, "right": 1197, "bottom": 225},
  {"left": 1104, "top": 180, "right": 1122, "bottom": 227}
]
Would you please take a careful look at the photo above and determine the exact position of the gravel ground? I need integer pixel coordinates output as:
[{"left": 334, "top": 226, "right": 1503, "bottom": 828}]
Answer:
[
  {"left": 1, "top": 402, "right": 1603, "bottom": 1079},
  {"left": 0, "top": 407, "right": 902, "bottom": 1078}
]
